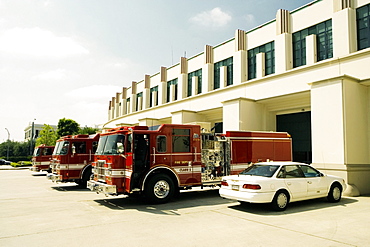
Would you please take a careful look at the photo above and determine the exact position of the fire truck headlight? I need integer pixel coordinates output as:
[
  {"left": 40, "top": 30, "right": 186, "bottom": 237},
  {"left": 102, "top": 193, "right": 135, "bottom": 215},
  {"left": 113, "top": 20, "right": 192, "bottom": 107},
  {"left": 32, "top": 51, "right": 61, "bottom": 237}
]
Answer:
[{"left": 105, "top": 169, "right": 112, "bottom": 176}]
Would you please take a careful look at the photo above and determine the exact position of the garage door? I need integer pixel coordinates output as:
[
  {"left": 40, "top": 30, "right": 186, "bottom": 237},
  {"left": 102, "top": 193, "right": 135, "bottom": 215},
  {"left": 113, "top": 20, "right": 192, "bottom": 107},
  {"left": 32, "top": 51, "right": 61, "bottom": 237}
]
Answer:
[{"left": 276, "top": 112, "right": 312, "bottom": 164}]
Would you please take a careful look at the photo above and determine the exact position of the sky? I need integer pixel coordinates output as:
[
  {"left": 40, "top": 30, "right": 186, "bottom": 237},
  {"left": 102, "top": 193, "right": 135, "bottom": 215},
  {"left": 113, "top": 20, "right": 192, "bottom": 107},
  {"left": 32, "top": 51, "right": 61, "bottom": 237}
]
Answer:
[{"left": 0, "top": 0, "right": 313, "bottom": 142}]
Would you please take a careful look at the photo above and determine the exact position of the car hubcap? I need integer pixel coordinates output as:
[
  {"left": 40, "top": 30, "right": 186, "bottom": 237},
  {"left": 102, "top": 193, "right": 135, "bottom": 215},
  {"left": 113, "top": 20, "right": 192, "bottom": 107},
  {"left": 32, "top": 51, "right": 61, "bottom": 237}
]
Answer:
[
  {"left": 277, "top": 193, "right": 288, "bottom": 208},
  {"left": 333, "top": 187, "right": 341, "bottom": 200},
  {"left": 153, "top": 180, "right": 170, "bottom": 199}
]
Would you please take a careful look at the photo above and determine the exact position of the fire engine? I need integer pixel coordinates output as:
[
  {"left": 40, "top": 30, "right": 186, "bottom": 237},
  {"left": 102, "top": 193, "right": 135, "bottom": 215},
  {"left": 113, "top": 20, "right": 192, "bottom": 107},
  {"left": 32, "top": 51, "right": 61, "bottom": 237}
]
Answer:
[
  {"left": 30, "top": 144, "right": 55, "bottom": 172},
  {"left": 47, "top": 134, "right": 100, "bottom": 187},
  {"left": 87, "top": 124, "right": 292, "bottom": 203}
]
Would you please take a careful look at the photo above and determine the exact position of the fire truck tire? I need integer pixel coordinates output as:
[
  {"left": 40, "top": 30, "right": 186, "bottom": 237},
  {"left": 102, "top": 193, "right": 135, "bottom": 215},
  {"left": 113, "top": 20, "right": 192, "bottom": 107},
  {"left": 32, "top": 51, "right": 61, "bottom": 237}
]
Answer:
[
  {"left": 77, "top": 169, "right": 91, "bottom": 188},
  {"left": 145, "top": 174, "right": 175, "bottom": 204}
]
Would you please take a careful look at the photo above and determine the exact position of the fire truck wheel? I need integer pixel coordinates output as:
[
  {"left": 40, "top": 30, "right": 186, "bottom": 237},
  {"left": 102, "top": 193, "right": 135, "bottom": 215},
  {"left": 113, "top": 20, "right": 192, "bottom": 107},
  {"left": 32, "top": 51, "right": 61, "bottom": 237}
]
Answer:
[
  {"left": 145, "top": 174, "right": 175, "bottom": 204},
  {"left": 77, "top": 170, "right": 91, "bottom": 188}
]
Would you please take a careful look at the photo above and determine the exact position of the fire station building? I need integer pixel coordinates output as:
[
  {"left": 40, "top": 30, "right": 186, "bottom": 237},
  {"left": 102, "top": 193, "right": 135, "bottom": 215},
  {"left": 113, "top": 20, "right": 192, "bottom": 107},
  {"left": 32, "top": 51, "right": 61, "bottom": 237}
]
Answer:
[{"left": 104, "top": 0, "right": 370, "bottom": 196}]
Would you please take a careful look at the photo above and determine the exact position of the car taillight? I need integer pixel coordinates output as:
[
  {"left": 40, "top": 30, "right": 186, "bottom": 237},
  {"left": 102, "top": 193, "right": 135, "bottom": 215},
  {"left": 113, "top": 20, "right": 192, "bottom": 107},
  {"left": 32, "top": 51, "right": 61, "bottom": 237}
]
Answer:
[
  {"left": 221, "top": 181, "right": 229, "bottom": 186},
  {"left": 242, "top": 184, "right": 261, "bottom": 190}
]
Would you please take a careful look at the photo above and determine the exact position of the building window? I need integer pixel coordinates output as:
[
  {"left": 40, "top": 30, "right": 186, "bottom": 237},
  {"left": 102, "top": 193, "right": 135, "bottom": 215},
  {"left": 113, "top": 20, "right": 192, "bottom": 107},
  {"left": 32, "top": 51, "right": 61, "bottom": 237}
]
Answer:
[
  {"left": 166, "top": 78, "right": 178, "bottom": 103},
  {"left": 150, "top": 86, "right": 158, "bottom": 107},
  {"left": 187, "top": 69, "right": 202, "bottom": 97},
  {"left": 126, "top": 98, "right": 130, "bottom": 114},
  {"left": 136, "top": 92, "right": 143, "bottom": 111},
  {"left": 214, "top": 57, "right": 233, "bottom": 89},
  {"left": 248, "top": 41, "right": 275, "bottom": 80},
  {"left": 357, "top": 4, "right": 370, "bottom": 50},
  {"left": 172, "top": 129, "right": 190, "bottom": 152},
  {"left": 293, "top": 19, "right": 332, "bottom": 68}
]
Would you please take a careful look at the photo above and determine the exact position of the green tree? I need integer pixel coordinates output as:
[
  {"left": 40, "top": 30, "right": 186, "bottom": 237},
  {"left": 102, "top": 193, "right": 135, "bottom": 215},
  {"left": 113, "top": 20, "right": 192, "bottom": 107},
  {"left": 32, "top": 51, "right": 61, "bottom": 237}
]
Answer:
[
  {"left": 35, "top": 124, "right": 59, "bottom": 146},
  {"left": 79, "top": 126, "right": 100, "bottom": 135},
  {"left": 57, "top": 118, "right": 80, "bottom": 137}
]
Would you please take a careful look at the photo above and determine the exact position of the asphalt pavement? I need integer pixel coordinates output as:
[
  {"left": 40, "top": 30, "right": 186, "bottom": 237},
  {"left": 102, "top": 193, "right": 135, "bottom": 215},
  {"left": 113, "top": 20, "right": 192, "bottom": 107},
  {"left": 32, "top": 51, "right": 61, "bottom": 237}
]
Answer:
[{"left": 0, "top": 168, "right": 369, "bottom": 247}]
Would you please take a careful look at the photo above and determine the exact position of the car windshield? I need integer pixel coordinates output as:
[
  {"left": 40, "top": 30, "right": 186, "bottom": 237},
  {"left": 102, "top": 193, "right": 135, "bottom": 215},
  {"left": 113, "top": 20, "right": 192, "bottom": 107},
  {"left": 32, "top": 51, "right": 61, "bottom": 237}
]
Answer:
[
  {"left": 95, "top": 134, "right": 125, "bottom": 155},
  {"left": 240, "top": 164, "right": 280, "bottom": 177}
]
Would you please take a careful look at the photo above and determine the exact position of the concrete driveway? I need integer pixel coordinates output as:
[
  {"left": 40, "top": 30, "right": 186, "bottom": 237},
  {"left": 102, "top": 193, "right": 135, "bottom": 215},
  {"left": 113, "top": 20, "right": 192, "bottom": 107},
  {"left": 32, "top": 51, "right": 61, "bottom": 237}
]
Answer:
[{"left": 0, "top": 169, "right": 369, "bottom": 247}]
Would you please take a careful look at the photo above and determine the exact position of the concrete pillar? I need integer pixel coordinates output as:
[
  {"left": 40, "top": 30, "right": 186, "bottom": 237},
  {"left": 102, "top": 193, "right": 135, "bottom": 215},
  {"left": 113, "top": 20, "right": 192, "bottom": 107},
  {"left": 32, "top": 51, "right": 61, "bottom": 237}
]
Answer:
[
  {"left": 159, "top": 67, "right": 167, "bottom": 105},
  {"left": 121, "top": 87, "right": 127, "bottom": 115},
  {"left": 139, "top": 118, "right": 161, "bottom": 127},
  {"left": 143, "top": 75, "right": 150, "bottom": 110},
  {"left": 171, "top": 110, "right": 204, "bottom": 124},
  {"left": 332, "top": 5, "right": 357, "bottom": 57},
  {"left": 222, "top": 97, "right": 264, "bottom": 131},
  {"left": 178, "top": 73, "right": 187, "bottom": 100},
  {"left": 275, "top": 9, "right": 292, "bottom": 73},
  {"left": 219, "top": 66, "right": 227, "bottom": 89},
  {"left": 233, "top": 29, "right": 247, "bottom": 84},
  {"left": 256, "top": 53, "right": 265, "bottom": 78},
  {"left": 203, "top": 45, "right": 214, "bottom": 92},
  {"left": 191, "top": 76, "right": 198, "bottom": 96},
  {"left": 310, "top": 75, "right": 370, "bottom": 196},
  {"left": 306, "top": 34, "right": 317, "bottom": 65}
]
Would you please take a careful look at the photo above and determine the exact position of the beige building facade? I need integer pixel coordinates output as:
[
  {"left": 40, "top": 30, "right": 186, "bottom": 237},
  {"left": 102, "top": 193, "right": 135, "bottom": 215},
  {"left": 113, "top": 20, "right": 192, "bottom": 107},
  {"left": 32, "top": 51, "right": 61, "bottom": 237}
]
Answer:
[{"left": 105, "top": 0, "right": 370, "bottom": 196}]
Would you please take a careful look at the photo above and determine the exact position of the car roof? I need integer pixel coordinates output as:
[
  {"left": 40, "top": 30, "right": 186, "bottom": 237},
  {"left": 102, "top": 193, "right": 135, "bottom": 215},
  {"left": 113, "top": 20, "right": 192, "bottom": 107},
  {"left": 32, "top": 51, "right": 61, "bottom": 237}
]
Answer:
[{"left": 255, "top": 161, "right": 307, "bottom": 166}]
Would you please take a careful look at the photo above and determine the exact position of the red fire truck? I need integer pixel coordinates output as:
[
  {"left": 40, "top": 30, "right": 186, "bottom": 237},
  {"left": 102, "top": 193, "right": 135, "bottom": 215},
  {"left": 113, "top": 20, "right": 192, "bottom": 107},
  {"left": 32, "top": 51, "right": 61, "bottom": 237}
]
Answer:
[
  {"left": 30, "top": 144, "right": 55, "bottom": 172},
  {"left": 87, "top": 124, "right": 292, "bottom": 203},
  {"left": 47, "top": 134, "right": 100, "bottom": 187}
]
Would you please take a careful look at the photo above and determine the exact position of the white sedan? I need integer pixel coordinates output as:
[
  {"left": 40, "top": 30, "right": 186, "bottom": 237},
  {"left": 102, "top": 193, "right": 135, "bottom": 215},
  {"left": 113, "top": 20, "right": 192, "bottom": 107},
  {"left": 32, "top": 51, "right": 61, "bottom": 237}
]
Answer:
[{"left": 219, "top": 162, "right": 346, "bottom": 211}]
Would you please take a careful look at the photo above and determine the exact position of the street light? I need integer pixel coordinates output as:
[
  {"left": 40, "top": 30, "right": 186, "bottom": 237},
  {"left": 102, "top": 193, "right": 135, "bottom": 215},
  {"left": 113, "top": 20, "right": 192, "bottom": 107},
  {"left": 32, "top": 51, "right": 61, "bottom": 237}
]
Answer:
[{"left": 5, "top": 128, "right": 10, "bottom": 160}]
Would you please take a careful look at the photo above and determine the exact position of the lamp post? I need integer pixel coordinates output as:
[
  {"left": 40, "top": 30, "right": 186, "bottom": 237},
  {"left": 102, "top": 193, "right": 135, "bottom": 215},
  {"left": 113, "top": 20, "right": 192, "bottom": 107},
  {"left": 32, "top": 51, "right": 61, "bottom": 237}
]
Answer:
[
  {"left": 29, "top": 120, "right": 36, "bottom": 155},
  {"left": 5, "top": 128, "right": 10, "bottom": 160}
]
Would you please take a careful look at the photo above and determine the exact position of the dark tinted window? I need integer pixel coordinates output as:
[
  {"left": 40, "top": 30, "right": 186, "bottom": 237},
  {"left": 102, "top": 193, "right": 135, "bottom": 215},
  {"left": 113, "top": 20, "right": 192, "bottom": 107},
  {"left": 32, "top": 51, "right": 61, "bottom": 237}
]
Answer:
[
  {"left": 240, "top": 165, "right": 279, "bottom": 177},
  {"left": 157, "top": 136, "right": 167, "bottom": 153},
  {"left": 173, "top": 129, "right": 190, "bottom": 152}
]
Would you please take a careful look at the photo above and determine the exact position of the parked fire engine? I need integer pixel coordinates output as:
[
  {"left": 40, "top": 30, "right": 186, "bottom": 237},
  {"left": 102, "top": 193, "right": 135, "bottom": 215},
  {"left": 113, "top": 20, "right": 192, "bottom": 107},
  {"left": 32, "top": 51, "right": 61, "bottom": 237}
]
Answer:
[
  {"left": 30, "top": 144, "right": 55, "bottom": 172},
  {"left": 87, "top": 124, "right": 292, "bottom": 203},
  {"left": 47, "top": 134, "right": 99, "bottom": 187}
]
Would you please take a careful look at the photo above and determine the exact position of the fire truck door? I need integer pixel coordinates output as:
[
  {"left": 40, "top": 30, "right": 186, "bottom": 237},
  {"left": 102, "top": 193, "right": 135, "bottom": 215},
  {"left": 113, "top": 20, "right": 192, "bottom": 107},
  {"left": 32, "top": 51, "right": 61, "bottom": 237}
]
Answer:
[{"left": 132, "top": 134, "right": 150, "bottom": 189}]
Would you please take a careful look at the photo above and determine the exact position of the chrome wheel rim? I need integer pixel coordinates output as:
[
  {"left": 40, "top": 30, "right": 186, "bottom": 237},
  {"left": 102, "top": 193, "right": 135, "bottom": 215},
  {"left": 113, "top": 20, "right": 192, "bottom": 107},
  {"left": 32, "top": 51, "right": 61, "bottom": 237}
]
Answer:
[
  {"left": 153, "top": 180, "right": 170, "bottom": 199},
  {"left": 277, "top": 193, "right": 288, "bottom": 208},
  {"left": 332, "top": 187, "right": 341, "bottom": 200}
]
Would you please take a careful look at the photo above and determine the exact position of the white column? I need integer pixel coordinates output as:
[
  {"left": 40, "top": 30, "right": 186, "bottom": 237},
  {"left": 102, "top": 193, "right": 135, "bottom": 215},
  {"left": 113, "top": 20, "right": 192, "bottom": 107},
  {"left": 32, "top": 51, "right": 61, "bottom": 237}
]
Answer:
[
  {"left": 256, "top": 53, "right": 265, "bottom": 78},
  {"left": 192, "top": 76, "right": 198, "bottom": 96},
  {"left": 306, "top": 34, "right": 317, "bottom": 65}
]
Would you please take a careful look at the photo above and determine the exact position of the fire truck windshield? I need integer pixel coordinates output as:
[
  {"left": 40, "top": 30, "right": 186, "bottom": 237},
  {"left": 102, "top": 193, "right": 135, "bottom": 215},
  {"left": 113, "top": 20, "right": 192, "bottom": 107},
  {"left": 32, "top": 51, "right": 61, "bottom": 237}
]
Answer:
[
  {"left": 53, "top": 141, "right": 70, "bottom": 155},
  {"left": 33, "top": 148, "right": 41, "bottom": 156},
  {"left": 95, "top": 134, "right": 125, "bottom": 155}
]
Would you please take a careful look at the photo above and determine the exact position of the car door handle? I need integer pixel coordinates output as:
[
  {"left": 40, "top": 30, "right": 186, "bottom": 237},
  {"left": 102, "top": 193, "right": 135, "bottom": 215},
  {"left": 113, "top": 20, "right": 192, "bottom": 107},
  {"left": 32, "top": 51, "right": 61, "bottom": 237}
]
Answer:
[
  {"left": 307, "top": 181, "right": 312, "bottom": 184},
  {"left": 287, "top": 182, "right": 291, "bottom": 185}
]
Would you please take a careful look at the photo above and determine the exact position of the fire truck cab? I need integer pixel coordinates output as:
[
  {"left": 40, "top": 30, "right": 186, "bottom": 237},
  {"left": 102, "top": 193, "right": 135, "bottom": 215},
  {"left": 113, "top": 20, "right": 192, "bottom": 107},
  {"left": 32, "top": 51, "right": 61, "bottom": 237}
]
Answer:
[
  {"left": 30, "top": 144, "right": 55, "bottom": 172},
  {"left": 87, "top": 124, "right": 292, "bottom": 203},
  {"left": 47, "top": 134, "right": 99, "bottom": 187}
]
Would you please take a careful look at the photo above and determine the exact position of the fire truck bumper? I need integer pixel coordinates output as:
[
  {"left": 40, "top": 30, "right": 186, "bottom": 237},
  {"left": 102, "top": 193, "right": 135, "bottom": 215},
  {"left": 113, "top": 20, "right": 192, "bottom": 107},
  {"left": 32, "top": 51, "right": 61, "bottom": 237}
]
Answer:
[
  {"left": 87, "top": 180, "right": 117, "bottom": 195},
  {"left": 46, "top": 173, "right": 62, "bottom": 183},
  {"left": 30, "top": 166, "right": 40, "bottom": 172}
]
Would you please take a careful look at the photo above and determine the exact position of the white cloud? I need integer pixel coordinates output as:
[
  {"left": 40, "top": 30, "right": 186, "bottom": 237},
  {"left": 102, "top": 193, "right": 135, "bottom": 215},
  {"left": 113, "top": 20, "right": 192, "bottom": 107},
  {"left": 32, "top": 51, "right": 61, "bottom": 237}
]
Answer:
[
  {"left": 65, "top": 85, "right": 122, "bottom": 100},
  {"left": 33, "top": 69, "right": 67, "bottom": 81},
  {"left": 190, "top": 7, "right": 232, "bottom": 28},
  {"left": 244, "top": 14, "right": 255, "bottom": 23},
  {"left": 0, "top": 27, "right": 89, "bottom": 58}
]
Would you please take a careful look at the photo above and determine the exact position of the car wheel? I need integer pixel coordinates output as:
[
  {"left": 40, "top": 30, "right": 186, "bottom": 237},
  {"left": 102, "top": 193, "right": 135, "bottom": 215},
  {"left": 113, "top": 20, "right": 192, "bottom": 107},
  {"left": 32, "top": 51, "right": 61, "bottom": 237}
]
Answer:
[
  {"left": 145, "top": 174, "right": 174, "bottom": 204},
  {"left": 327, "top": 184, "right": 342, "bottom": 203},
  {"left": 271, "top": 190, "right": 289, "bottom": 211}
]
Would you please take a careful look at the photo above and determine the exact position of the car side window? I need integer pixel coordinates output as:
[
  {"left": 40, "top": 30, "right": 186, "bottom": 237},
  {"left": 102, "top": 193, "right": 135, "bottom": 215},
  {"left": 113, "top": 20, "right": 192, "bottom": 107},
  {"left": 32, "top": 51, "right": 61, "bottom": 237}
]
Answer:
[
  {"left": 277, "top": 166, "right": 285, "bottom": 178},
  {"left": 300, "top": 165, "right": 321, "bottom": 177},
  {"left": 284, "top": 165, "right": 305, "bottom": 178}
]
